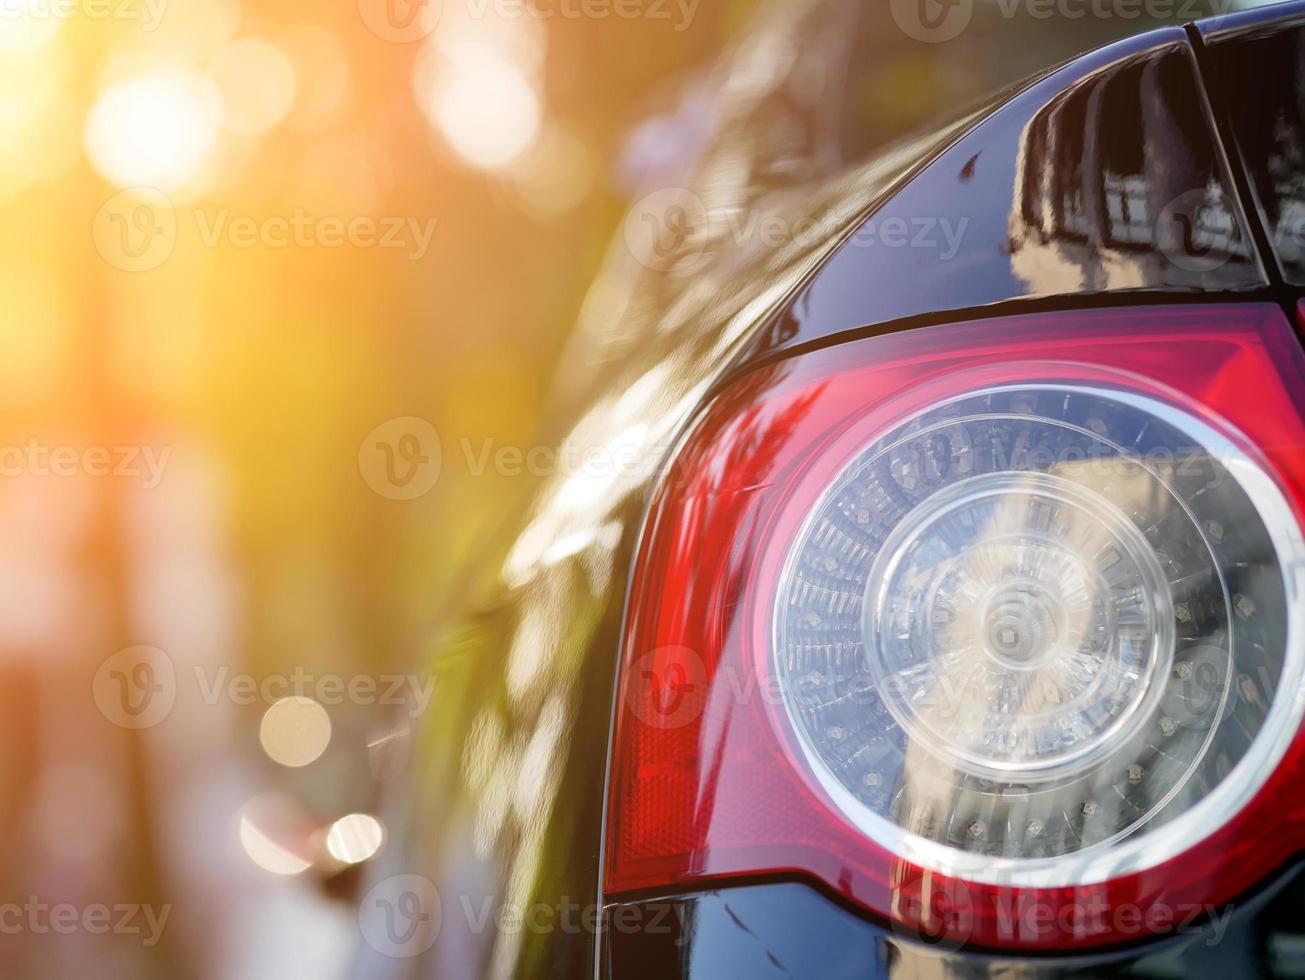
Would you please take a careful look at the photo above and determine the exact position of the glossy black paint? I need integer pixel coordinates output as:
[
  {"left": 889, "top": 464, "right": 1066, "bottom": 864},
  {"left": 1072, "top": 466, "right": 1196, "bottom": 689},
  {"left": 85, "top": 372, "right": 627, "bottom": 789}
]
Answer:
[
  {"left": 1195, "top": 0, "right": 1305, "bottom": 41},
  {"left": 601, "top": 868, "right": 1305, "bottom": 979},
  {"left": 353, "top": 5, "right": 1305, "bottom": 980},
  {"left": 736, "top": 27, "right": 1267, "bottom": 365},
  {"left": 1204, "top": 12, "right": 1305, "bottom": 284}
]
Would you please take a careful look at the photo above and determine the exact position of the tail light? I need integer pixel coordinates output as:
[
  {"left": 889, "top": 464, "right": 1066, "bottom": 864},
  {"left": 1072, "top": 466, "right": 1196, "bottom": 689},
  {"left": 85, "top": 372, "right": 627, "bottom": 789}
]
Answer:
[{"left": 604, "top": 304, "right": 1305, "bottom": 950}]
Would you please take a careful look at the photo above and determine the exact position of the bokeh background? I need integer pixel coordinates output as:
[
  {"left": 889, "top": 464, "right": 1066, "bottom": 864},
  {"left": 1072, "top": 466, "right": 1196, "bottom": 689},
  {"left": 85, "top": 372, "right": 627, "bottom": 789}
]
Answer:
[{"left": 0, "top": 0, "right": 1274, "bottom": 976}]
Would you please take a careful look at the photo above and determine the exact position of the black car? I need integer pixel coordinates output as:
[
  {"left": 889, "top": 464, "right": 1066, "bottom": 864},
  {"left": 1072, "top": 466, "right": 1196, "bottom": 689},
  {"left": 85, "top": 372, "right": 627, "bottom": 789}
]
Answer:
[{"left": 351, "top": 2, "right": 1305, "bottom": 976}]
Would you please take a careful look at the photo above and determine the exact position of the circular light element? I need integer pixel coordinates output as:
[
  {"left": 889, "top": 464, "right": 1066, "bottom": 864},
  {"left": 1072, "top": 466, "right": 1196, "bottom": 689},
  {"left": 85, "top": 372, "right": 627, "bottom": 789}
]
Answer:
[
  {"left": 239, "top": 795, "right": 312, "bottom": 876},
  {"left": 326, "top": 813, "right": 385, "bottom": 864},
  {"left": 865, "top": 470, "right": 1174, "bottom": 784},
  {"left": 418, "top": 52, "right": 541, "bottom": 171},
  {"left": 84, "top": 67, "right": 222, "bottom": 191},
  {"left": 259, "top": 696, "right": 332, "bottom": 768},
  {"left": 212, "top": 38, "right": 298, "bottom": 135},
  {"left": 774, "top": 384, "right": 1303, "bottom": 884}
]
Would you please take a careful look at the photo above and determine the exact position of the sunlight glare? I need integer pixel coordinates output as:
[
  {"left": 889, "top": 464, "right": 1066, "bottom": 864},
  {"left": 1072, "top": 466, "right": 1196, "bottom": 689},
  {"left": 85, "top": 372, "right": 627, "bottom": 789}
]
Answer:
[
  {"left": 419, "top": 51, "right": 541, "bottom": 171},
  {"left": 84, "top": 66, "right": 223, "bottom": 190}
]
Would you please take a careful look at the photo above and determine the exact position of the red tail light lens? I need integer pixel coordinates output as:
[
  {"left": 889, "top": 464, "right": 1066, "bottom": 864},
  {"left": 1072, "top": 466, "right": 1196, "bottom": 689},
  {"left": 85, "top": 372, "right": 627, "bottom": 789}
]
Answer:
[{"left": 605, "top": 304, "right": 1305, "bottom": 950}]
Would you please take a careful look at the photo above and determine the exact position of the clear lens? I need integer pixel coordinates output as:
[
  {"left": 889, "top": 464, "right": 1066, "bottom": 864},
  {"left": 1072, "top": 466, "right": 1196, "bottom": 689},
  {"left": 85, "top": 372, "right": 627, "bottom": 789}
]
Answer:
[
  {"left": 775, "top": 385, "right": 1296, "bottom": 869},
  {"left": 866, "top": 470, "right": 1175, "bottom": 784}
]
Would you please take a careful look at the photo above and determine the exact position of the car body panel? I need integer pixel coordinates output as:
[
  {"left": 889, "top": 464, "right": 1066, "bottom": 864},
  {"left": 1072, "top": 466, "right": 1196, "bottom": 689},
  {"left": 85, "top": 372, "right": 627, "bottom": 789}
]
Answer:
[
  {"left": 1203, "top": 13, "right": 1305, "bottom": 284},
  {"left": 357, "top": 5, "right": 1305, "bottom": 978},
  {"left": 735, "top": 27, "right": 1267, "bottom": 366},
  {"left": 600, "top": 868, "right": 1305, "bottom": 979},
  {"left": 1195, "top": 0, "right": 1305, "bottom": 42}
]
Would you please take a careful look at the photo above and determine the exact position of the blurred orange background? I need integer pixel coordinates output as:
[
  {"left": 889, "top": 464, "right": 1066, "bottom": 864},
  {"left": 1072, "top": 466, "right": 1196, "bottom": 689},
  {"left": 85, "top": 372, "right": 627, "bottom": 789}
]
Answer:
[{"left": 0, "top": 0, "right": 1254, "bottom": 975}]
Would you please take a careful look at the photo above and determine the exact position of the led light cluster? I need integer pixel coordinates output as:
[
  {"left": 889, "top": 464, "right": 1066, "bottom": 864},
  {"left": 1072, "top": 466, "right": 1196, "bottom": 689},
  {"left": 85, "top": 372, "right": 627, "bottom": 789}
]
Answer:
[{"left": 775, "top": 385, "right": 1292, "bottom": 874}]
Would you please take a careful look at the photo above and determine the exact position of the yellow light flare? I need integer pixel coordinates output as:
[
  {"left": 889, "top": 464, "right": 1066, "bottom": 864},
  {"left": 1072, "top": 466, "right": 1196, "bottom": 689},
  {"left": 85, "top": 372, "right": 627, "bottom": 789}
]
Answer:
[
  {"left": 418, "top": 51, "right": 541, "bottom": 171},
  {"left": 0, "top": 9, "right": 61, "bottom": 54},
  {"left": 213, "top": 38, "right": 297, "bottom": 136},
  {"left": 84, "top": 65, "right": 223, "bottom": 191},
  {"left": 0, "top": 34, "right": 75, "bottom": 196}
]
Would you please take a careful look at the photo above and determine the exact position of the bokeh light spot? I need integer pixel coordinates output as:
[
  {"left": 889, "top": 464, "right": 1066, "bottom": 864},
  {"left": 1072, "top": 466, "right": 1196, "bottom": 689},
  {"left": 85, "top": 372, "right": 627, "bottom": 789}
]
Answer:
[
  {"left": 420, "top": 52, "right": 541, "bottom": 171},
  {"left": 213, "top": 38, "right": 298, "bottom": 135},
  {"left": 509, "top": 122, "right": 595, "bottom": 218},
  {"left": 239, "top": 796, "right": 313, "bottom": 875},
  {"left": 325, "top": 813, "right": 384, "bottom": 864},
  {"left": 279, "top": 23, "right": 352, "bottom": 134},
  {"left": 84, "top": 66, "right": 222, "bottom": 191},
  {"left": 259, "top": 696, "right": 331, "bottom": 768}
]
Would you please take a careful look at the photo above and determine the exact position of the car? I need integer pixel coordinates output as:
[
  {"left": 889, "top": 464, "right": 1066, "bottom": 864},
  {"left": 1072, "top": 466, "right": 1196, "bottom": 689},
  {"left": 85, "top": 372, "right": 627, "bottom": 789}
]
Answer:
[{"left": 350, "top": 2, "right": 1305, "bottom": 976}]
